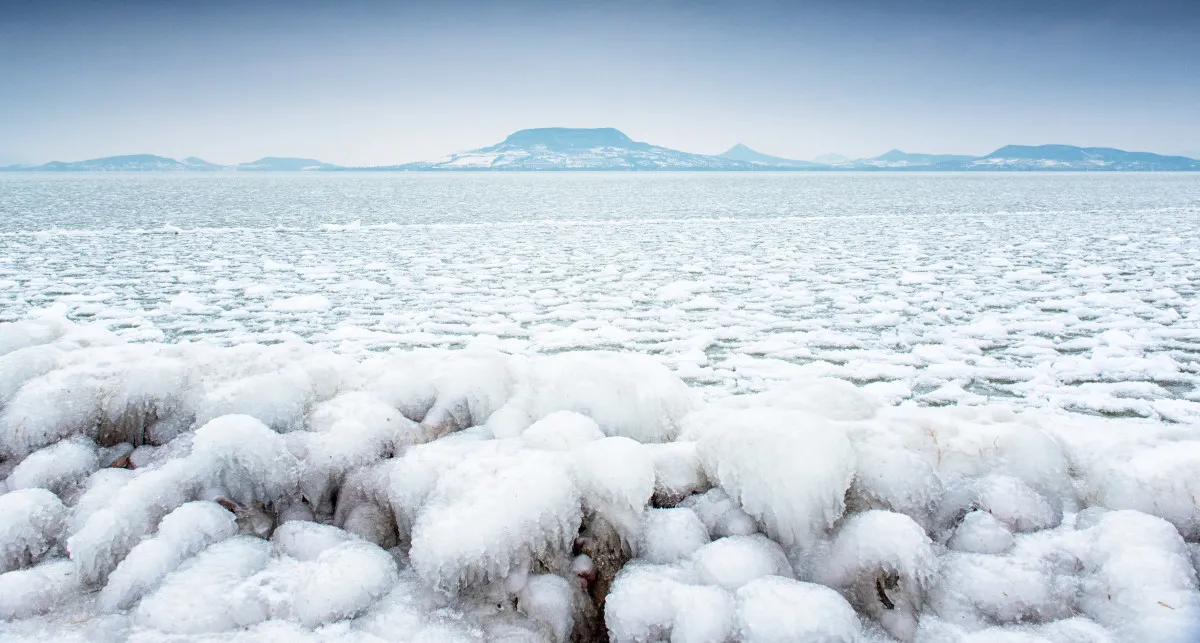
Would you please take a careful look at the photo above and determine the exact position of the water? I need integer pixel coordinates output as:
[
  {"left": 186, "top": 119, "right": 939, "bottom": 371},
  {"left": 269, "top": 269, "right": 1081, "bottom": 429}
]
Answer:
[{"left": 2, "top": 171, "right": 1199, "bottom": 416}]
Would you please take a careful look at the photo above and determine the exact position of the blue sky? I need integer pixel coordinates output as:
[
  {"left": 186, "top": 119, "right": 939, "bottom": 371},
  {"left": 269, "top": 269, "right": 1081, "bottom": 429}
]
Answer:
[{"left": 2, "top": 0, "right": 1198, "bottom": 165}]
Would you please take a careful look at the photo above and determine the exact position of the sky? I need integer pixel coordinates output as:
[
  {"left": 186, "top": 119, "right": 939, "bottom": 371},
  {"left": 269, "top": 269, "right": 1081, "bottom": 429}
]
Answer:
[{"left": 1, "top": 0, "right": 1198, "bottom": 166}]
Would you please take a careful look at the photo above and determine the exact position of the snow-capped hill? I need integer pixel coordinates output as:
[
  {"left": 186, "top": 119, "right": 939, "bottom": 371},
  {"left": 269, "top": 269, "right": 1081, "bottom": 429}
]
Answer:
[
  {"left": 236, "top": 157, "right": 337, "bottom": 171},
  {"left": 402, "top": 127, "right": 757, "bottom": 170},
  {"left": 964, "top": 145, "right": 1200, "bottom": 171},
  {"left": 718, "top": 144, "right": 825, "bottom": 168}
]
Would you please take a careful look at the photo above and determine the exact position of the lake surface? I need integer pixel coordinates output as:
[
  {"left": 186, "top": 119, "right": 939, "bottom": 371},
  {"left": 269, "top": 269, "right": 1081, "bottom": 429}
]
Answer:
[{"left": 2, "top": 172, "right": 1199, "bottom": 417}]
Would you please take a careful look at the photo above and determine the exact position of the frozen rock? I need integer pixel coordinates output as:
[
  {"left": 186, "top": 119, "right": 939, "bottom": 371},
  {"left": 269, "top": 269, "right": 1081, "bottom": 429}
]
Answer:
[
  {"left": 0, "top": 487, "right": 67, "bottom": 573},
  {"left": 687, "top": 407, "right": 856, "bottom": 548},
  {"left": 735, "top": 576, "right": 860, "bottom": 643}
]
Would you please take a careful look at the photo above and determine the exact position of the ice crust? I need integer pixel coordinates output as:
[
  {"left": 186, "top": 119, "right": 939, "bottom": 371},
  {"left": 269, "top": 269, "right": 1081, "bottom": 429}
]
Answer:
[{"left": 1, "top": 313, "right": 1199, "bottom": 642}]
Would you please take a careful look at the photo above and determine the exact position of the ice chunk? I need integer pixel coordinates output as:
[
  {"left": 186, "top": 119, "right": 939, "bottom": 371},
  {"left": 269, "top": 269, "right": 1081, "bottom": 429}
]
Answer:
[
  {"left": 519, "top": 411, "right": 605, "bottom": 451},
  {"left": 97, "top": 501, "right": 237, "bottom": 612},
  {"left": 408, "top": 447, "right": 581, "bottom": 593},
  {"left": 67, "top": 468, "right": 135, "bottom": 536},
  {"left": 0, "top": 487, "right": 66, "bottom": 573},
  {"left": 571, "top": 436, "right": 656, "bottom": 544},
  {"left": 193, "top": 369, "right": 318, "bottom": 432},
  {"left": 716, "top": 377, "right": 882, "bottom": 421},
  {"left": 0, "top": 559, "right": 80, "bottom": 619},
  {"left": 605, "top": 562, "right": 735, "bottom": 643},
  {"left": 679, "top": 488, "right": 758, "bottom": 538},
  {"left": 644, "top": 441, "right": 709, "bottom": 507},
  {"left": 690, "top": 534, "right": 793, "bottom": 590},
  {"left": 496, "top": 351, "right": 701, "bottom": 444},
  {"left": 734, "top": 576, "right": 860, "bottom": 643},
  {"left": 845, "top": 435, "right": 944, "bottom": 533},
  {"left": 517, "top": 574, "right": 575, "bottom": 643},
  {"left": 948, "top": 511, "right": 1014, "bottom": 555},
  {"left": 816, "top": 510, "right": 936, "bottom": 642},
  {"left": 271, "top": 520, "right": 352, "bottom": 561},
  {"left": 637, "top": 508, "right": 710, "bottom": 565},
  {"left": 1076, "top": 510, "right": 1200, "bottom": 642},
  {"left": 0, "top": 350, "right": 190, "bottom": 458},
  {"left": 687, "top": 407, "right": 855, "bottom": 548},
  {"left": 67, "top": 459, "right": 198, "bottom": 585},
  {"left": 1082, "top": 440, "right": 1200, "bottom": 540},
  {"left": 929, "top": 551, "right": 1076, "bottom": 630},
  {"left": 295, "top": 393, "right": 419, "bottom": 513},
  {"left": 189, "top": 414, "right": 301, "bottom": 508},
  {"left": 133, "top": 536, "right": 271, "bottom": 634},
  {"left": 5, "top": 436, "right": 99, "bottom": 497},
  {"left": 291, "top": 540, "right": 399, "bottom": 627}
]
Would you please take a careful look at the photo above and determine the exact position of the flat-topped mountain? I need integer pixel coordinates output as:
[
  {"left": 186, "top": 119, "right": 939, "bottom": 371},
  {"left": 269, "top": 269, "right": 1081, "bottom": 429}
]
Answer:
[{"left": 401, "top": 127, "right": 754, "bottom": 170}]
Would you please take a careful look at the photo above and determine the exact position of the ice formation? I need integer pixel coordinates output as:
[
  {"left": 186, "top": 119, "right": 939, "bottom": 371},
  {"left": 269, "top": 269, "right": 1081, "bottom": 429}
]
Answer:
[{"left": 1, "top": 312, "right": 1199, "bottom": 642}]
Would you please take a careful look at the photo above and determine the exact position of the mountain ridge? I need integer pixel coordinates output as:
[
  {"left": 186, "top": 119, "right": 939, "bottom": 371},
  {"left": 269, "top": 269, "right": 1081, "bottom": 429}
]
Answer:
[{"left": 4, "top": 131, "right": 1198, "bottom": 171}]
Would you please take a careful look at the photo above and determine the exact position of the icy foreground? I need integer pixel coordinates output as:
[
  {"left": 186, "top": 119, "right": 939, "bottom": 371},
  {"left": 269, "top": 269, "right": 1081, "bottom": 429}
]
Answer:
[{"left": 0, "top": 314, "right": 1198, "bottom": 643}]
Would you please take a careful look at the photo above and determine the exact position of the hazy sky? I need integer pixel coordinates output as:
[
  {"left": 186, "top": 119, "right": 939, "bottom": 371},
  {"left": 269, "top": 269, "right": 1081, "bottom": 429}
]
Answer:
[{"left": 2, "top": 0, "right": 1198, "bottom": 165}]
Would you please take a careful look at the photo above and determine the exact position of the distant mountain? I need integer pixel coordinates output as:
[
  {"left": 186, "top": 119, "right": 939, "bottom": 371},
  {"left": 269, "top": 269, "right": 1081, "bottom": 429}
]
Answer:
[
  {"left": 4, "top": 139, "right": 1197, "bottom": 172},
  {"left": 31, "top": 154, "right": 200, "bottom": 171},
  {"left": 846, "top": 149, "right": 978, "bottom": 168},
  {"left": 398, "top": 127, "right": 757, "bottom": 170},
  {"left": 813, "top": 153, "right": 851, "bottom": 164},
  {"left": 181, "top": 157, "right": 225, "bottom": 171},
  {"left": 718, "top": 144, "right": 825, "bottom": 168},
  {"left": 958, "top": 145, "right": 1200, "bottom": 171},
  {"left": 236, "top": 157, "right": 337, "bottom": 171}
]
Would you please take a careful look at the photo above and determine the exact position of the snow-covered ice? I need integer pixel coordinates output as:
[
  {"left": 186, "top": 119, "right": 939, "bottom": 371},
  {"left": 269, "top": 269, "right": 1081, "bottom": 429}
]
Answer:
[{"left": 1, "top": 172, "right": 1199, "bottom": 641}]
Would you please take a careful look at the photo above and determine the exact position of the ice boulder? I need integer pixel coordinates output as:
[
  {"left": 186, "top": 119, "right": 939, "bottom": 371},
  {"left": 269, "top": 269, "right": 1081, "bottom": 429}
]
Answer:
[
  {"left": 605, "top": 562, "right": 736, "bottom": 643},
  {"left": 571, "top": 436, "right": 656, "bottom": 545},
  {"left": 0, "top": 487, "right": 67, "bottom": 573},
  {"left": 0, "top": 559, "right": 81, "bottom": 620},
  {"left": 734, "top": 576, "right": 861, "bottom": 642},
  {"left": 816, "top": 510, "right": 937, "bottom": 641},
  {"left": 687, "top": 407, "right": 856, "bottom": 548},
  {"left": 4, "top": 436, "right": 99, "bottom": 497},
  {"left": 132, "top": 536, "right": 272, "bottom": 634},
  {"left": 492, "top": 351, "right": 701, "bottom": 444},
  {"left": 97, "top": 501, "right": 237, "bottom": 612},
  {"left": 408, "top": 447, "right": 582, "bottom": 593},
  {"left": 637, "top": 508, "right": 710, "bottom": 565},
  {"left": 1081, "top": 440, "right": 1200, "bottom": 540},
  {"left": 291, "top": 540, "right": 399, "bottom": 627},
  {"left": 716, "top": 377, "right": 882, "bottom": 421}
]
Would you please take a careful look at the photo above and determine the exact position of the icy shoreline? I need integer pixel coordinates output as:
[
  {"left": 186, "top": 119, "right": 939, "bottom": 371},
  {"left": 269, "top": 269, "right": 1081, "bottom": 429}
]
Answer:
[{"left": 0, "top": 313, "right": 1198, "bottom": 642}]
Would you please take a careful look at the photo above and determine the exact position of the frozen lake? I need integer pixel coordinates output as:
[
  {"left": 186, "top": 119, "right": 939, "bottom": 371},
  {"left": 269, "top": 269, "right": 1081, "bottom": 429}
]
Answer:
[
  {"left": 3, "top": 172, "right": 1200, "bottom": 642},
  {"left": 3, "top": 172, "right": 1199, "bottom": 418}
]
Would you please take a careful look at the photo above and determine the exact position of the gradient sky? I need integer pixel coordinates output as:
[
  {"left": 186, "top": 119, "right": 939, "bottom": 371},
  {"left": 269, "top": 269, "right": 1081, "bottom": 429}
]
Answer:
[{"left": 2, "top": 0, "right": 1198, "bottom": 165}]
